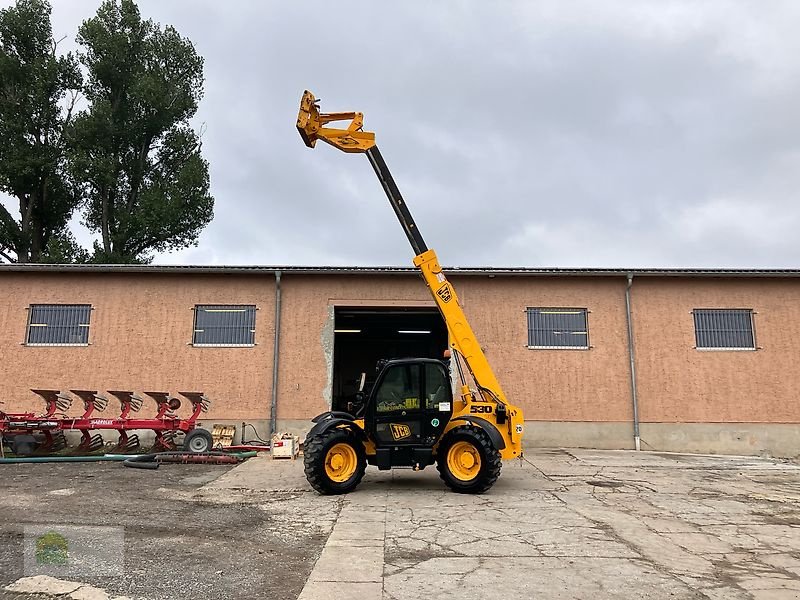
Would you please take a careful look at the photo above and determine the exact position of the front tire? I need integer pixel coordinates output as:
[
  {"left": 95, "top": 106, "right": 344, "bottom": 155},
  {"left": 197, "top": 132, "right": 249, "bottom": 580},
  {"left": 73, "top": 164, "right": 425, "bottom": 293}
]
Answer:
[
  {"left": 436, "top": 425, "right": 501, "bottom": 494},
  {"left": 304, "top": 428, "right": 367, "bottom": 495}
]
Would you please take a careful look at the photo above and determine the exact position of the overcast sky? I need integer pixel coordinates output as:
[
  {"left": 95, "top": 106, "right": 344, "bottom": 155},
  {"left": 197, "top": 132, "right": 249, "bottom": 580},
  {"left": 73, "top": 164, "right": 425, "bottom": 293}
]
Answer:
[{"left": 3, "top": 1, "right": 800, "bottom": 268}]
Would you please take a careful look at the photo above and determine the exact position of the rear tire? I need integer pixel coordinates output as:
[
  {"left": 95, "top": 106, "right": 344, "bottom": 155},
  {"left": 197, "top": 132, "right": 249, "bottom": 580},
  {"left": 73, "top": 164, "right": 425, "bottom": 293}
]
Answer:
[
  {"left": 436, "top": 425, "right": 501, "bottom": 494},
  {"left": 183, "top": 428, "right": 213, "bottom": 453},
  {"left": 304, "top": 428, "right": 366, "bottom": 495}
]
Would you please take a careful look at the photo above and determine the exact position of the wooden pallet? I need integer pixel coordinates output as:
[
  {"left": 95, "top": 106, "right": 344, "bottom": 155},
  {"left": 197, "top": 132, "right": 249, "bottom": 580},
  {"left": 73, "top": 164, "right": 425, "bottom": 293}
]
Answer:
[
  {"left": 212, "top": 424, "right": 236, "bottom": 448},
  {"left": 271, "top": 434, "right": 299, "bottom": 459}
]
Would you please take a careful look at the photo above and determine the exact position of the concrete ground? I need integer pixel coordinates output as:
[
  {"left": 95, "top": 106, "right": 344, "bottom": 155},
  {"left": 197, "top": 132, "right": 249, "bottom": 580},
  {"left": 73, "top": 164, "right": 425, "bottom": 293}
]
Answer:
[
  {"left": 0, "top": 460, "right": 329, "bottom": 600},
  {"left": 1, "top": 449, "right": 799, "bottom": 599}
]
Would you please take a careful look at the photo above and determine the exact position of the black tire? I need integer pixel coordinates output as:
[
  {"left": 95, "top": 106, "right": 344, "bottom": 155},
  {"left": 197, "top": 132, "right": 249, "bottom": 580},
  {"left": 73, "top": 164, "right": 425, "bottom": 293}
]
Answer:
[
  {"left": 436, "top": 425, "right": 502, "bottom": 494},
  {"left": 303, "top": 428, "right": 366, "bottom": 495},
  {"left": 183, "top": 428, "right": 213, "bottom": 453}
]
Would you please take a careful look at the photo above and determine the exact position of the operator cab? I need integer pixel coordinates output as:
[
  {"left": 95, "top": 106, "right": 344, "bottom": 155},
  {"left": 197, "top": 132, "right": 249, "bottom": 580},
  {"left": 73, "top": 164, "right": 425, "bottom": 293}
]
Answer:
[{"left": 362, "top": 358, "right": 453, "bottom": 470}]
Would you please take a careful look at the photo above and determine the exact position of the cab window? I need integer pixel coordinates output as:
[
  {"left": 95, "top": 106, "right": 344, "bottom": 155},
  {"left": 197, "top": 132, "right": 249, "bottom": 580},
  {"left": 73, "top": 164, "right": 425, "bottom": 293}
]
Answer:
[
  {"left": 425, "top": 363, "right": 451, "bottom": 409},
  {"left": 375, "top": 364, "right": 421, "bottom": 413}
]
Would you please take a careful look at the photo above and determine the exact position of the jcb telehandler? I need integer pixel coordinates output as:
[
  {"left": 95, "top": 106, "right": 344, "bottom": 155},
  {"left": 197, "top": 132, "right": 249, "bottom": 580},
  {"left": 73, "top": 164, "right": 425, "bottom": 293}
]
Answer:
[{"left": 296, "top": 91, "right": 524, "bottom": 494}]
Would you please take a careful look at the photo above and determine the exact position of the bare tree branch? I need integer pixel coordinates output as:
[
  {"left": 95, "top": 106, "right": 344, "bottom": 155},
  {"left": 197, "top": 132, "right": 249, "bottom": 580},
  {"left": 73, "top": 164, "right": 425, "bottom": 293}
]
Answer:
[{"left": 0, "top": 246, "right": 15, "bottom": 263}]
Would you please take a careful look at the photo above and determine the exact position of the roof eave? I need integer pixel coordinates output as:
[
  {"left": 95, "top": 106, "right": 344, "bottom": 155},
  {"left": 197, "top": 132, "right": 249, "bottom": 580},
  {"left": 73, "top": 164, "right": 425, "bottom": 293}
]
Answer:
[{"left": 0, "top": 264, "right": 799, "bottom": 278}]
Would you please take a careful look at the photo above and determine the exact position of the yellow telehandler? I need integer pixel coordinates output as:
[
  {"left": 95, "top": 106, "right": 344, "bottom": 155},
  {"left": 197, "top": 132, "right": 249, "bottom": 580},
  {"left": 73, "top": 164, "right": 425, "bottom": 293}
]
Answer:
[{"left": 296, "top": 91, "right": 524, "bottom": 494}]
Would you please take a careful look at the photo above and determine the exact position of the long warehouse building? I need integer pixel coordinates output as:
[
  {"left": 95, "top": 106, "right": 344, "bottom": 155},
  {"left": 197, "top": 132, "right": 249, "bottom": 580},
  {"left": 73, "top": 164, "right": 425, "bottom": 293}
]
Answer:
[{"left": 1, "top": 264, "right": 798, "bottom": 457}]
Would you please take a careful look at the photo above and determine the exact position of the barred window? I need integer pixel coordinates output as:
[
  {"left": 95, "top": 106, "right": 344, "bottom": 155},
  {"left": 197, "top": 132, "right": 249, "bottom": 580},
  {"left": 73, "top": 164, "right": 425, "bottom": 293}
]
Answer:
[
  {"left": 26, "top": 304, "right": 91, "bottom": 346},
  {"left": 193, "top": 305, "right": 256, "bottom": 346},
  {"left": 527, "top": 308, "right": 589, "bottom": 349},
  {"left": 693, "top": 309, "right": 755, "bottom": 350}
]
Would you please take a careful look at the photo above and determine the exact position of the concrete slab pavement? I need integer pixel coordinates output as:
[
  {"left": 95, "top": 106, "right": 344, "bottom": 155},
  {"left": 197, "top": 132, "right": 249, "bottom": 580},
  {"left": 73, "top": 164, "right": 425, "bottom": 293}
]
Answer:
[{"left": 210, "top": 449, "right": 800, "bottom": 600}]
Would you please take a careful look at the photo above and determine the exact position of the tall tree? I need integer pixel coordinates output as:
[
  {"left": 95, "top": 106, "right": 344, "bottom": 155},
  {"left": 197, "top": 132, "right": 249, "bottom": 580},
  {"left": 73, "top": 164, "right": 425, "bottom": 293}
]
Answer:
[
  {"left": 72, "top": 0, "right": 213, "bottom": 263},
  {"left": 0, "top": 0, "right": 82, "bottom": 263}
]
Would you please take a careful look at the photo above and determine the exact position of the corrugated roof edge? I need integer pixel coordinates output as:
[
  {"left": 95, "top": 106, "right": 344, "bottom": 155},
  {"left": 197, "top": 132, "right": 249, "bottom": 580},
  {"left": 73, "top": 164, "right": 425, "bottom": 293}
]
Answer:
[{"left": 0, "top": 264, "right": 799, "bottom": 277}]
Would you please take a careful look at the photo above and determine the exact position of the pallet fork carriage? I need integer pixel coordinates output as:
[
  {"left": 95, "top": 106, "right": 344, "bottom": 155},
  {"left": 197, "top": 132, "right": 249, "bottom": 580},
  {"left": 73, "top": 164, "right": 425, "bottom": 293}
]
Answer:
[{"left": 296, "top": 91, "right": 525, "bottom": 494}]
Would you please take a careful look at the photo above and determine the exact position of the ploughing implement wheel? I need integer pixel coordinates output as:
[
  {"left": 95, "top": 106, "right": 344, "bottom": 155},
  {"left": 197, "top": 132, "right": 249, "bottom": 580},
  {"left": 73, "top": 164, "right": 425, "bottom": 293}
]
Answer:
[
  {"left": 303, "top": 429, "right": 366, "bottom": 495},
  {"left": 436, "top": 425, "right": 502, "bottom": 494},
  {"left": 183, "top": 428, "right": 213, "bottom": 454}
]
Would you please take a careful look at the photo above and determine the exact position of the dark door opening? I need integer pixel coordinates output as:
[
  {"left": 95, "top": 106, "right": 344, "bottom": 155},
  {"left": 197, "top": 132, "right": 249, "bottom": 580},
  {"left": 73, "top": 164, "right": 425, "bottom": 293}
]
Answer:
[{"left": 332, "top": 308, "right": 448, "bottom": 413}]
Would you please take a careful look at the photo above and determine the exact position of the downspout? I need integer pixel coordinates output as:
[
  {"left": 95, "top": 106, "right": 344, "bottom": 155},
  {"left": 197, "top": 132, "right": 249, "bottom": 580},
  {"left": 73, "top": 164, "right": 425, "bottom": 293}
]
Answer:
[
  {"left": 625, "top": 273, "right": 641, "bottom": 451},
  {"left": 269, "top": 271, "right": 282, "bottom": 436}
]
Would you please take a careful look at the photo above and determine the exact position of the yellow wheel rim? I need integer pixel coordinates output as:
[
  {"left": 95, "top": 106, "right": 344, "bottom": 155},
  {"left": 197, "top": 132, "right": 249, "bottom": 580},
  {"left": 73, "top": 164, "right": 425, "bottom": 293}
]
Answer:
[
  {"left": 324, "top": 442, "right": 358, "bottom": 483},
  {"left": 446, "top": 440, "right": 482, "bottom": 481}
]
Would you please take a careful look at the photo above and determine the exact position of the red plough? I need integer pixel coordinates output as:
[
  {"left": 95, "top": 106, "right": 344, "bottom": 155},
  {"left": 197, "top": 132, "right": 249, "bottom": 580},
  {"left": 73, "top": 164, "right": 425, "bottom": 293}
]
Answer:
[{"left": 0, "top": 389, "right": 211, "bottom": 455}]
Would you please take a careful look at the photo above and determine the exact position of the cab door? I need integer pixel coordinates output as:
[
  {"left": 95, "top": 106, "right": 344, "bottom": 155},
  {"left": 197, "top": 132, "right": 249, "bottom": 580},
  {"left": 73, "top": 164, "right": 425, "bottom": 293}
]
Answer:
[
  {"left": 370, "top": 363, "right": 425, "bottom": 446},
  {"left": 421, "top": 361, "right": 453, "bottom": 444},
  {"left": 368, "top": 361, "right": 453, "bottom": 448}
]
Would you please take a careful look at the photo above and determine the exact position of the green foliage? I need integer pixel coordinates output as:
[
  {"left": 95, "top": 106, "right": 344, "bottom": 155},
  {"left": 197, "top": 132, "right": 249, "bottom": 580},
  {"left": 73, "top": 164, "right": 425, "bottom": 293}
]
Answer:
[
  {"left": 0, "top": 0, "right": 214, "bottom": 264},
  {"left": 0, "top": 0, "right": 82, "bottom": 263},
  {"left": 39, "top": 229, "right": 91, "bottom": 264},
  {"left": 71, "top": 0, "right": 213, "bottom": 263}
]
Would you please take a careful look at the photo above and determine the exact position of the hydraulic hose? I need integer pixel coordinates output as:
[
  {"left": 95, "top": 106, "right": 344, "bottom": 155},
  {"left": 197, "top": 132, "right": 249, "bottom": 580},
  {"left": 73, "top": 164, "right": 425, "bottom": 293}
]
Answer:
[
  {"left": 1, "top": 450, "right": 257, "bottom": 467},
  {"left": 0, "top": 455, "right": 127, "bottom": 464}
]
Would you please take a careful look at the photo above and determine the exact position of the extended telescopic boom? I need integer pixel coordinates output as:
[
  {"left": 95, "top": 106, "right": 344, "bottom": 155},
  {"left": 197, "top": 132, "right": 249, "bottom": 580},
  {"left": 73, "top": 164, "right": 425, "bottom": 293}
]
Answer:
[{"left": 296, "top": 91, "right": 523, "bottom": 459}]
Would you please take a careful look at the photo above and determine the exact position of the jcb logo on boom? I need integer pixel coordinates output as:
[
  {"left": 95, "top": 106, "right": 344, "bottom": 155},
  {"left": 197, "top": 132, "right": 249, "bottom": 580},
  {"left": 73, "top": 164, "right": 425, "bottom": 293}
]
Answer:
[
  {"left": 390, "top": 423, "right": 412, "bottom": 440},
  {"left": 470, "top": 405, "right": 492, "bottom": 414},
  {"left": 436, "top": 284, "right": 452, "bottom": 303}
]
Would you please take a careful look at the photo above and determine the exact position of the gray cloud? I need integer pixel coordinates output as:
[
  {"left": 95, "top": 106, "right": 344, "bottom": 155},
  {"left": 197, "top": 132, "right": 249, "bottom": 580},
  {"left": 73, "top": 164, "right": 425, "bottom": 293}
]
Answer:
[{"left": 2, "top": 0, "right": 799, "bottom": 267}]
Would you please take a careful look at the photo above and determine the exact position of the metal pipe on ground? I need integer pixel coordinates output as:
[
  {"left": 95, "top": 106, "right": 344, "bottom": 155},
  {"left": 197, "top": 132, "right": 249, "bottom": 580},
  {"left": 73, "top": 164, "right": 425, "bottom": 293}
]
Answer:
[{"left": 123, "top": 450, "right": 258, "bottom": 469}]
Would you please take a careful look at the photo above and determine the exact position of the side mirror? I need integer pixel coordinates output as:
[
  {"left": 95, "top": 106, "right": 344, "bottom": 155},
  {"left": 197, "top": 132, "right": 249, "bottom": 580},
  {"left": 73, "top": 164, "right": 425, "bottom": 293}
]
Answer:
[
  {"left": 349, "top": 392, "right": 366, "bottom": 418},
  {"left": 358, "top": 372, "right": 366, "bottom": 392}
]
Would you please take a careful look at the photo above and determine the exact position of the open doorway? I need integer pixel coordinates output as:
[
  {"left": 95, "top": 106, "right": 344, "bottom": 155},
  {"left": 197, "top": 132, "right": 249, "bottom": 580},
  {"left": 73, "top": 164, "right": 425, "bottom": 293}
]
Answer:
[{"left": 332, "top": 308, "right": 448, "bottom": 412}]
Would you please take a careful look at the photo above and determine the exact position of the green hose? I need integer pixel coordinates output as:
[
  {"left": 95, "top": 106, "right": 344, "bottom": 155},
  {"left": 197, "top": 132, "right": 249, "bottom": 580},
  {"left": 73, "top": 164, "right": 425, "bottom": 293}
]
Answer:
[
  {"left": 229, "top": 451, "right": 258, "bottom": 459},
  {"left": 0, "top": 455, "right": 127, "bottom": 464},
  {"left": 0, "top": 450, "right": 258, "bottom": 465}
]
